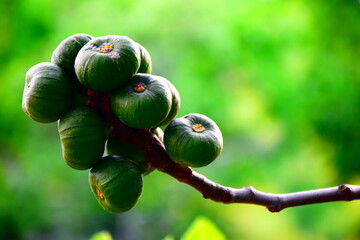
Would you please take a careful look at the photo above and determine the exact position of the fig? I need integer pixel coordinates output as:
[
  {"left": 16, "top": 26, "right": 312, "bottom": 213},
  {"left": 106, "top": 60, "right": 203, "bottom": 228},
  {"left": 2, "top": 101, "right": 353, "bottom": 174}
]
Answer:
[
  {"left": 51, "top": 33, "right": 93, "bottom": 80},
  {"left": 151, "top": 127, "right": 164, "bottom": 142},
  {"left": 22, "top": 62, "right": 74, "bottom": 123},
  {"left": 75, "top": 35, "right": 140, "bottom": 92},
  {"left": 158, "top": 79, "right": 181, "bottom": 126},
  {"left": 111, "top": 73, "right": 172, "bottom": 129},
  {"left": 58, "top": 106, "right": 108, "bottom": 170},
  {"left": 137, "top": 43, "right": 152, "bottom": 74},
  {"left": 89, "top": 155, "right": 143, "bottom": 213},
  {"left": 105, "top": 127, "right": 164, "bottom": 174},
  {"left": 164, "top": 113, "right": 223, "bottom": 167}
]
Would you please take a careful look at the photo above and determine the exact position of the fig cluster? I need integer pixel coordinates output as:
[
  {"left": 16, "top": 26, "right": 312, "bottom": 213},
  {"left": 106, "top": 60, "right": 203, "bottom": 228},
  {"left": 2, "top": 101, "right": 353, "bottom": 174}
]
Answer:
[{"left": 22, "top": 34, "right": 223, "bottom": 214}]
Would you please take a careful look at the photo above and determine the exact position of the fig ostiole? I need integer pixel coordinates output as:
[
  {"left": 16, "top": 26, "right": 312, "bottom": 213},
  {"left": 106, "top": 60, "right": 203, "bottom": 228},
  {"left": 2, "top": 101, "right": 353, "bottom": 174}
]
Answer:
[
  {"left": 22, "top": 62, "right": 74, "bottom": 123},
  {"left": 58, "top": 106, "right": 108, "bottom": 170},
  {"left": 75, "top": 35, "right": 141, "bottom": 92},
  {"left": 164, "top": 113, "right": 223, "bottom": 168},
  {"left": 111, "top": 73, "right": 172, "bottom": 129},
  {"left": 89, "top": 155, "right": 143, "bottom": 213}
]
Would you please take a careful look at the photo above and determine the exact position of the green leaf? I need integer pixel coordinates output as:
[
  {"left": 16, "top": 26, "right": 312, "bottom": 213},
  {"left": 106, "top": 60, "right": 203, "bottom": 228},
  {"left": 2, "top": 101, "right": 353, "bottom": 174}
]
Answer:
[
  {"left": 89, "top": 231, "right": 113, "bottom": 240},
  {"left": 162, "top": 235, "right": 175, "bottom": 240},
  {"left": 181, "top": 216, "right": 226, "bottom": 240}
]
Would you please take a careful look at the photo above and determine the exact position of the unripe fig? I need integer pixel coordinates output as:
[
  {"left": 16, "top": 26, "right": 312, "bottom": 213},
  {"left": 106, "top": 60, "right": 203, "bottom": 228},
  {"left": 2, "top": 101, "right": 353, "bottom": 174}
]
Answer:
[
  {"left": 51, "top": 33, "right": 93, "bottom": 80},
  {"left": 137, "top": 43, "right": 152, "bottom": 74},
  {"left": 105, "top": 127, "right": 164, "bottom": 174},
  {"left": 111, "top": 73, "right": 172, "bottom": 129},
  {"left": 89, "top": 155, "right": 143, "bottom": 213},
  {"left": 158, "top": 79, "right": 181, "bottom": 126},
  {"left": 58, "top": 106, "right": 108, "bottom": 170},
  {"left": 75, "top": 35, "right": 140, "bottom": 92},
  {"left": 164, "top": 113, "right": 223, "bottom": 167},
  {"left": 22, "top": 62, "right": 74, "bottom": 123},
  {"left": 105, "top": 138, "right": 148, "bottom": 174}
]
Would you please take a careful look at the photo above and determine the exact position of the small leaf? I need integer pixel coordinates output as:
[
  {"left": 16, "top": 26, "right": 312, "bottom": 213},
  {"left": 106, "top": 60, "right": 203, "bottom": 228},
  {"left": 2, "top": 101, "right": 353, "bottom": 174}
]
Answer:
[
  {"left": 162, "top": 235, "right": 175, "bottom": 240},
  {"left": 89, "top": 231, "right": 113, "bottom": 240},
  {"left": 181, "top": 216, "right": 227, "bottom": 240}
]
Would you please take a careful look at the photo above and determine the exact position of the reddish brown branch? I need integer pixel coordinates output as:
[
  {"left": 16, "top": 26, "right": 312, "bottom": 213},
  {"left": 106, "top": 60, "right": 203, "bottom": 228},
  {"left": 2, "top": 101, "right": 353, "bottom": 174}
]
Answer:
[{"left": 89, "top": 92, "right": 360, "bottom": 212}]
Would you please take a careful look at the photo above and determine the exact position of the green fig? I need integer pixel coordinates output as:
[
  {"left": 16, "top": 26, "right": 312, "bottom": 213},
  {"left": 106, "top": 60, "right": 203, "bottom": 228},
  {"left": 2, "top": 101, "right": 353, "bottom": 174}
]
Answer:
[
  {"left": 58, "top": 106, "right": 108, "bottom": 170},
  {"left": 164, "top": 113, "right": 223, "bottom": 167},
  {"left": 51, "top": 33, "right": 93, "bottom": 80},
  {"left": 22, "top": 62, "right": 74, "bottom": 123},
  {"left": 111, "top": 73, "right": 172, "bottom": 129},
  {"left": 105, "top": 127, "right": 164, "bottom": 174},
  {"left": 75, "top": 35, "right": 140, "bottom": 92},
  {"left": 137, "top": 43, "right": 152, "bottom": 74},
  {"left": 89, "top": 155, "right": 143, "bottom": 213}
]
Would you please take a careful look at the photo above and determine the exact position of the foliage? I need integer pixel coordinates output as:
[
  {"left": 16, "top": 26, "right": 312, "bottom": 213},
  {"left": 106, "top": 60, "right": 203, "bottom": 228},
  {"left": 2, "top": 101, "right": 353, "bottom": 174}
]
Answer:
[
  {"left": 0, "top": 0, "right": 360, "bottom": 239},
  {"left": 90, "top": 217, "right": 226, "bottom": 240},
  {"left": 89, "top": 231, "right": 113, "bottom": 240},
  {"left": 180, "top": 216, "right": 226, "bottom": 240}
]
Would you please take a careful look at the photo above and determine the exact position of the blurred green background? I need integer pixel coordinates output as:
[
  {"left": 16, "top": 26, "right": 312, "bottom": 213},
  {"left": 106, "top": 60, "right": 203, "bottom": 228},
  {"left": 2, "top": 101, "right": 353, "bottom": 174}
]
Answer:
[{"left": 1, "top": 0, "right": 360, "bottom": 239}]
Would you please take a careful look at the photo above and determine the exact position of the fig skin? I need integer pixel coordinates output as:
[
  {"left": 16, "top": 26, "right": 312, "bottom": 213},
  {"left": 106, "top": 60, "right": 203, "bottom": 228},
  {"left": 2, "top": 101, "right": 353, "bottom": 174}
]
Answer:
[
  {"left": 151, "top": 127, "right": 164, "bottom": 142},
  {"left": 22, "top": 62, "right": 74, "bottom": 123},
  {"left": 105, "top": 137, "right": 146, "bottom": 172},
  {"left": 158, "top": 79, "right": 181, "bottom": 127},
  {"left": 74, "top": 35, "right": 141, "bottom": 92},
  {"left": 51, "top": 33, "right": 93, "bottom": 80},
  {"left": 111, "top": 73, "right": 172, "bottom": 129},
  {"left": 105, "top": 127, "right": 164, "bottom": 174},
  {"left": 137, "top": 43, "right": 152, "bottom": 74},
  {"left": 164, "top": 113, "right": 223, "bottom": 168},
  {"left": 89, "top": 155, "right": 143, "bottom": 214},
  {"left": 58, "top": 106, "right": 108, "bottom": 170}
]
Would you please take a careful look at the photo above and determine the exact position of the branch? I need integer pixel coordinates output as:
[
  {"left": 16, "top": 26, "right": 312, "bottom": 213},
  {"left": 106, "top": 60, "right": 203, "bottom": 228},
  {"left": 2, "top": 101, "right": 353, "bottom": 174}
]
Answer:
[
  {"left": 229, "top": 184, "right": 360, "bottom": 212},
  {"left": 146, "top": 135, "right": 360, "bottom": 212},
  {"left": 89, "top": 93, "right": 360, "bottom": 213}
]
